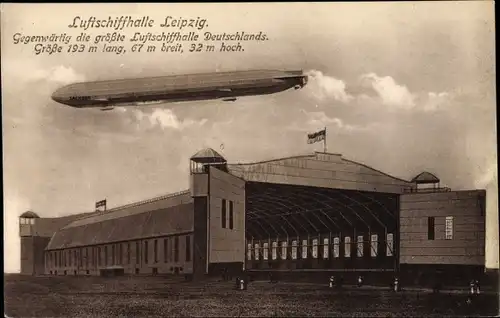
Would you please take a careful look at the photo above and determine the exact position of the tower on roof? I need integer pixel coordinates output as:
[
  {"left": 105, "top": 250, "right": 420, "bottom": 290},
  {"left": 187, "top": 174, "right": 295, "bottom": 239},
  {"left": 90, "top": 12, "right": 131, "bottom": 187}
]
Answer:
[
  {"left": 190, "top": 148, "right": 227, "bottom": 174},
  {"left": 19, "top": 211, "right": 43, "bottom": 275},
  {"left": 20, "top": 210, "right": 39, "bottom": 225},
  {"left": 410, "top": 171, "right": 448, "bottom": 192}
]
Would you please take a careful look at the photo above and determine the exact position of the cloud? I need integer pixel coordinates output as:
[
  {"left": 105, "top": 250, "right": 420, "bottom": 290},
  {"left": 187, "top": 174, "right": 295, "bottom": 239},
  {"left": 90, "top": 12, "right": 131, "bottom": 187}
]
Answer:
[
  {"left": 423, "top": 91, "right": 452, "bottom": 112},
  {"left": 360, "top": 73, "right": 416, "bottom": 109},
  {"left": 37, "top": 65, "right": 86, "bottom": 85},
  {"left": 129, "top": 108, "right": 208, "bottom": 131},
  {"left": 9, "top": 62, "right": 85, "bottom": 86},
  {"left": 304, "top": 70, "right": 354, "bottom": 103},
  {"left": 292, "top": 110, "right": 373, "bottom": 133},
  {"left": 475, "top": 160, "right": 498, "bottom": 189}
]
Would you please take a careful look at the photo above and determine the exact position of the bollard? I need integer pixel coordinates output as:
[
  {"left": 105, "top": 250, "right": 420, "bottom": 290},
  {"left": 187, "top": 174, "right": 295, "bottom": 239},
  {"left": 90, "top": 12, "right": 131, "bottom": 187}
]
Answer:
[
  {"left": 394, "top": 277, "right": 400, "bottom": 292},
  {"left": 357, "top": 275, "right": 364, "bottom": 287},
  {"left": 239, "top": 278, "right": 245, "bottom": 290},
  {"left": 329, "top": 276, "right": 335, "bottom": 288},
  {"left": 470, "top": 279, "right": 475, "bottom": 295}
]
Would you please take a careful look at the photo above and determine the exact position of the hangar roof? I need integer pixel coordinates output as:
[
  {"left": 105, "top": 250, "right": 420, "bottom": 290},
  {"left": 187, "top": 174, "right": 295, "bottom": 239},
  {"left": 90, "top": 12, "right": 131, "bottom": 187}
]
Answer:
[
  {"left": 46, "top": 190, "right": 193, "bottom": 250},
  {"left": 227, "top": 152, "right": 415, "bottom": 194}
]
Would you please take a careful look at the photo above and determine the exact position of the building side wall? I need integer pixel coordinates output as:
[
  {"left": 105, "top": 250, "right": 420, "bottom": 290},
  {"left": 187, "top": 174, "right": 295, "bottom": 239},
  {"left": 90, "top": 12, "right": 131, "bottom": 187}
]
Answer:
[
  {"left": 193, "top": 197, "right": 209, "bottom": 276},
  {"left": 45, "top": 233, "right": 194, "bottom": 276},
  {"left": 34, "top": 237, "right": 51, "bottom": 275},
  {"left": 190, "top": 173, "right": 208, "bottom": 197},
  {"left": 208, "top": 166, "right": 246, "bottom": 264},
  {"left": 20, "top": 237, "right": 34, "bottom": 275},
  {"left": 399, "top": 190, "right": 486, "bottom": 266}
]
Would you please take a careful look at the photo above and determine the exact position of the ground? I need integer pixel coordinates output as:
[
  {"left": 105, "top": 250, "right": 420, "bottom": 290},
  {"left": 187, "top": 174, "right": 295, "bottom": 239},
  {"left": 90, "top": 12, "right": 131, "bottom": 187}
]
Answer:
[{"left": 4, "top": 274, "right": 499, "bottom": 317}]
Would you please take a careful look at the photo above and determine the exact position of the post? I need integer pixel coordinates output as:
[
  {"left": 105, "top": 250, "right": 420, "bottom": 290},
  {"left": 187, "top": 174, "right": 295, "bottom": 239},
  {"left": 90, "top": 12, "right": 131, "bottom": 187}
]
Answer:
[{"left": 323, "top": 127, "right": 327, "bottom": 153}]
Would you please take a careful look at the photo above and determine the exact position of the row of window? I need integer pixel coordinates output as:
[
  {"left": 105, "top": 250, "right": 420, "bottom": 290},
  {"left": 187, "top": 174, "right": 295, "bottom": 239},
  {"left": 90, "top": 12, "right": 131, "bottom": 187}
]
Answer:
[
  {"left": 46, "top": 235, "right": 192, "bottom": 269},
  {"left": 428, "top": 216, "right": 454, "bottom": 240},
  {"left": 221, "top": 199, "right": 235, "bottom": 230},
  {"left": 19, "top": 218, "right": 35, "bottom": 225},
  {"left": 246, "top": 234, "right": 394, "bottom": 261}
]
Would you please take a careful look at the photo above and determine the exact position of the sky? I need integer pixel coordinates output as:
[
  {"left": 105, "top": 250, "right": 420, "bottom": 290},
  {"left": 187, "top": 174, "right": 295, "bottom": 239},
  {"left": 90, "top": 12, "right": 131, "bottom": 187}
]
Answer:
[{"left": 2, "top": 2, "right": 497, "bottom": 272}]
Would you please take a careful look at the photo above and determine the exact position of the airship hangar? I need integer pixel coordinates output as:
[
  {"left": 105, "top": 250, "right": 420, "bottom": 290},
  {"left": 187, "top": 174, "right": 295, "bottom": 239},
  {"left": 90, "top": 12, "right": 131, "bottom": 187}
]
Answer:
[{"left": 19, "top": 148, "right": 488, "bottom": 286}]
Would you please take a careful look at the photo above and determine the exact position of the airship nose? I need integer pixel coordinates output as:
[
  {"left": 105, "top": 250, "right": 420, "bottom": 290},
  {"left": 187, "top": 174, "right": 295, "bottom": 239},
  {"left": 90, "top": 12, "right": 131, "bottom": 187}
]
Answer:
[{"left": 51, "top": 89, "right": 66, "bottom": 104}]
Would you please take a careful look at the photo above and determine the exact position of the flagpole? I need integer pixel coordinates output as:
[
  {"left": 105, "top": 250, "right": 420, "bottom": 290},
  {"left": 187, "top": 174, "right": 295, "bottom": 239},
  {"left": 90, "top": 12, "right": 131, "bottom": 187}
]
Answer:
[{"left": 324, "top": 127, "right": 327, "bottom": 153}]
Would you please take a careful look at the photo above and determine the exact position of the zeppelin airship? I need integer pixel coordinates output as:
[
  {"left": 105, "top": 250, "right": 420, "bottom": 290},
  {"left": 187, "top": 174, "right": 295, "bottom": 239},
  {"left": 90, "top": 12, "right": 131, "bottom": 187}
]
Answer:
[{"left": 51, "top": 69, "right": 308, "bottom": 110}]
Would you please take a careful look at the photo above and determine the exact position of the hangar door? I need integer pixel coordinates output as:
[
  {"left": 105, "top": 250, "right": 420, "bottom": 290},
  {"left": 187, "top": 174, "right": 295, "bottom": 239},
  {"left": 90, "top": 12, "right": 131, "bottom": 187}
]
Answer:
[
  {"left": 207, "top": 166, "right": 246, "bottom": 273},
  {"left": 399, "top": 190, "right": 486, "bottom": 266}
]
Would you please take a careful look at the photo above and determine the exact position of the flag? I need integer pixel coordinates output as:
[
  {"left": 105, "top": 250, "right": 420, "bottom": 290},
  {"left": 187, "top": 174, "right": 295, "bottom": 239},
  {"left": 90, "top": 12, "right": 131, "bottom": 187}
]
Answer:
[
  {"left": 307, "top": 128, "right": 326, "bottom": 144},
  {"left": 95, "top": 199, "right": 107, "bottom": 210}
]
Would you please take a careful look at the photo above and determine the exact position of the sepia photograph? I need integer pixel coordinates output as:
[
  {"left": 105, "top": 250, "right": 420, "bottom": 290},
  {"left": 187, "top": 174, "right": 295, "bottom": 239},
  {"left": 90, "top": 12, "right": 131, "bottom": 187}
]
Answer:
[{"left": 2, "top": 2, "right": 498, "bottom": 317}]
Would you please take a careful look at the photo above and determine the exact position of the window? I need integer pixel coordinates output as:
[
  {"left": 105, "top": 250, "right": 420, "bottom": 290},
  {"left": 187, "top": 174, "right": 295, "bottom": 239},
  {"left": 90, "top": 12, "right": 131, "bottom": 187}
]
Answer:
[
  {"left": 135, "top": 242, "right": 140, "bottom": 265},
  {"left": 333, "top": 237, "right": 340, "bottom": 258},
  {"left": 445, "top": 216, "right": 454, "bottom": 240},
  {"left": 272, "top": 242, "right": 277, "bottom": 260},
  {"left": 323, "top": 238, "right": 329, "bottom": 259},
  {"left": 263, "top": 242, "right": 269, "bottom": 260},
  {"left": 185, "top": 236, "right": 191, "bottom": 262},
  {"left": 281, "top": 242, "right": 288, "bottom": 260},
  {"left": 164, "top": 239, "right": 168, "bottom": 263},
  {"left": 144, "top": 241, "right": 149, "bottom": 264},
  {"left": 428, "top": 217, "right": 435, "bottom": 240},
  {"left": 357, "top": 236, "right": 364, "bottom": 257},
  {"left": 291, "top": 240, "right": 298, "bottom": 260},
  {"left": 174, "top": 236, "right": 179, "bottom": 262},
  {"left": 311, "top": 239, "right": 318, "bottom": 258},
  {"left": 104, "top": 246, "right": 108, "bottom": 266},
  {"left": 118, "top": 244, "right": 123, "bottom": 265},
  {"left": 301, "top": 240, "right": 308, "bottom": 259},
  {"left": 247, "top": 244, "right": 252, "bottom": 261},
  {"left": 386, "top": 233, "right": 394, "bottom": 256},
  {"left": 154, "top": 240, "right": 158, "bottom": 263},
  {"left": 344, "top": 236, "right": 351, "bottom": 258},
  {"left": 254, "top": 243, "right": 260, "bottom": 260},
  {"left": 221, "top": 199, "right": 227, "bottom": 228},
  {"left": 98, "top": 248, "right": 101, "bottom": 267},
  {"left": 112, "top": 245, "right": 116, "bottom": 265},
  {"left": 370, "top": 234, "right": 378, "bottom": 257},
  {"left": 86, "top": 248, "right": 90, "bottom": 267},
  {"left": 127, "top": 243, "right": 131, "bottom": 265},
  {"left": 229, "top": 201, "right": 234, "bottom": 230}
]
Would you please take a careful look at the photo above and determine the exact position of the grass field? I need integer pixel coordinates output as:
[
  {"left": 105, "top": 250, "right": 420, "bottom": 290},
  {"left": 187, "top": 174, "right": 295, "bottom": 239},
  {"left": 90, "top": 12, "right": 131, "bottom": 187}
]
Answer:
[{"left": 4, "top": 274, "right": 499, "bottom": 317}]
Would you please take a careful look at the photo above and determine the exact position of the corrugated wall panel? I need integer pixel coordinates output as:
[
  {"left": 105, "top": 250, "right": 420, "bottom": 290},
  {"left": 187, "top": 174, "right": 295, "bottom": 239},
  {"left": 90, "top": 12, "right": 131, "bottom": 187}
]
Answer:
[
  {"left": 399, "top": 190, "right": 485, "bottom": 266},
  {"left": 208, "top": 166, "right": 246, "bottom": 264}
]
